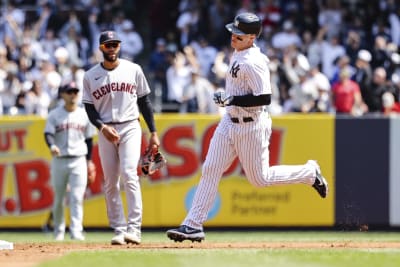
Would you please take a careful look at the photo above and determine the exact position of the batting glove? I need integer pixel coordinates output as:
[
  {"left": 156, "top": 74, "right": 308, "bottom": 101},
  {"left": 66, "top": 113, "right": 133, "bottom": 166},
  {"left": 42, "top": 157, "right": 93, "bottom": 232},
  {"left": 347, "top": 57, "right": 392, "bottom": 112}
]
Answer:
[{"left": 213, "top": 90, "right": 233, "bottom": 107}]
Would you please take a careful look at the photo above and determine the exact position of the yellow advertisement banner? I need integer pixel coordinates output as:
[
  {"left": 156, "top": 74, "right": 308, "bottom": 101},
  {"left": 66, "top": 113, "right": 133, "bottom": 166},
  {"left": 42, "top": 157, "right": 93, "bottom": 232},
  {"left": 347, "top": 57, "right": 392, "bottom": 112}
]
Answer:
[
  {"left": 0, "top": 114, "right": 334, "bottom": 228},
  {"left": 145, "top": 114, "right": 335, "bottom": 227}
]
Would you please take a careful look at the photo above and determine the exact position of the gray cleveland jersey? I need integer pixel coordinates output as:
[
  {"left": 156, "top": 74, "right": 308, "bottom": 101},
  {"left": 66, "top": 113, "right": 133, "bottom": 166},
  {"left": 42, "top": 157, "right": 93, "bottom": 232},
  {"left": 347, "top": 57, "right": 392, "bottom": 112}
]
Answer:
[
  {"left": 82, "top": 59, "right": 151, "bottom": 123},
  {"left": 225, "top": 45, "right": 271, "bottom": 118},
  {"left": 44, "top": 106, "right": 95, "bottom": 156}
]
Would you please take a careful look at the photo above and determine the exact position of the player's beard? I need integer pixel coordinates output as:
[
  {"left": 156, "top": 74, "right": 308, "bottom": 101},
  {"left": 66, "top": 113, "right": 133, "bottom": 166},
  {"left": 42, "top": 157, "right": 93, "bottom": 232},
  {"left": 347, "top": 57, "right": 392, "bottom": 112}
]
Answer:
[{"left": 102, "top": 51, "right": 119, "bottom": 62}]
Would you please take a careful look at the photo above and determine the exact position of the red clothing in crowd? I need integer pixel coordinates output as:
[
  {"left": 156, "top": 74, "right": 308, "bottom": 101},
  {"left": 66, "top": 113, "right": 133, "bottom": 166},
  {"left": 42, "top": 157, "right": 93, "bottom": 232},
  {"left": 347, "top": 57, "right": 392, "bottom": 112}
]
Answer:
[
  {"left": 384, "top": 102, "right": 400, "bottom": 114},
  {"left": 332, "top": 79, "right": 361, "bottom": 113}
]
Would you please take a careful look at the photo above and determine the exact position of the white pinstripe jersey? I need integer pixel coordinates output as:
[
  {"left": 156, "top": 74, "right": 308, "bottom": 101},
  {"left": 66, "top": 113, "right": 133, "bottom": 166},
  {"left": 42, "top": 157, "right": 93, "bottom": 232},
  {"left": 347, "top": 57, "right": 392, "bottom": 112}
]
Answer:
[
  {"left": 44, "top": 106, "right": 95, "bottom": 157},
  {"left": 225, "top": 45, "right": 271, "bottom": 117},
  {"left": 82, "top": 59, "right": 151, "bottom": 123}
]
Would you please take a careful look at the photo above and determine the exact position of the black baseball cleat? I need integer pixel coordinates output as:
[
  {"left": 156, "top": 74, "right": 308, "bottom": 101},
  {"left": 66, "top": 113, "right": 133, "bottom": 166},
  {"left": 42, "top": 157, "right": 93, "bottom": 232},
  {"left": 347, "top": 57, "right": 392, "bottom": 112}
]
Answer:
[
  {"left": 307, "top": 160, "right": 328, "bottom": 198},
  {"left": 166, "top": 225, "right": 205, "bottom": 242}
]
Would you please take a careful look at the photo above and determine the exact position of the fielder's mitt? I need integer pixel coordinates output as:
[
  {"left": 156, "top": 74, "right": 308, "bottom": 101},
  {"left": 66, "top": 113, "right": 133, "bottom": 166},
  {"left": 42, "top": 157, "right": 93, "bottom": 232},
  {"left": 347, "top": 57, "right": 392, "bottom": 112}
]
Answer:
[
  {"left": 140, "top": 146, "right": 167, "bottom": 175},
  {"left": 87, "top": 160, "right": 96, "bottom": 184}
]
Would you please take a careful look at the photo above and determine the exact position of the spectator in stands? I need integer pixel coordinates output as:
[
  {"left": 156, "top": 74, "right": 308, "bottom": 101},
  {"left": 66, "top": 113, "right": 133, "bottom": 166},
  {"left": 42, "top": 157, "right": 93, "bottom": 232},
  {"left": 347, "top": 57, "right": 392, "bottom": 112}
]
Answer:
[
  {"left": 148, "top": 38, "right": 171, "bottom": 105},
  {"left": 309, "top": 66, "right": 332, "bottom": 113},
  {"left": 319, "top": 27, "right": 346, "bottom": 81},
  {"left": 207, "top": 0, "right": 234, "bottom": 48},
  {"left": 209, "top": 48, "right": 230, "bottom": 88},
  {"left": 190, "top": 37, "right": 218, "bottom": 79},
  {"left": 45, "top": 70, "right": 62, "bottom": 101},
  {"left": 318, "top": 0, "right": 343, "bottom": 40},
  {"left": 25, "top": 79, "right": 51, "bottom": 117},
  {"left": 53, "top": 47, "right": 73, "bottom": 82},
  {"left": 8, "top": 91, "right": 27, "bottom": 116},
  {"left": 176, "top": 4, "right": 200, "bottom": 49},
  {"left": 166, "top": 51, "right": 192, "bottom": 112},
  {"left": 87, "top": 10, "right": 101, "bottom": 57},
  {"left": 366, "top": 67, "right": 399, "bottom": 113},
  {"left": 352, "top": 49, "right": 373, "bottom": 107},
  {"left": 0, "top": 69, "right": 22, "bottom": 114},
  {"left": 283, "top": 53, "right": 318, "bottom": 113},
  {"left": 388, "top": 6, "right": 400, "bottom": 47},
  {"left": 371, "top": 35, "right": 392, "bottom": 70},
  {"left": 330, "top": 55, "right": 354, "bottom": 85},
  {"left": 332, "top": 66, "right": 367, "bottom": 116},
  {"left": 118, "top": 19, "right": 143, "bottom": 62},
  {"left": 371, "top": 17, "right": 392, "bottom": 45},
  {"left": 41, "top": 29, "right": 62, "bottom": 65},
  {"left": 58, "top": 11, "right": 83, "bottom": 39},
  {"left": 267, "top": 55, "right": 283, "bottom": 115},
  {"left": 180, "top": 68, "right": 216, "bottom": 114},
  {"left": 382, "top": 91, "right": 400, "bottom": 115},
  {"left": 271, "top": 20, "right": 302, "bottom": 50},
  {"left": 2, "top": 1, "right": 26, "bottom": 45},
  {"left": 344, "top": 30, "right": 363, "bottom": 66},
  {"left": 235, "top": 0, "right": 254, "bottom": 15}
]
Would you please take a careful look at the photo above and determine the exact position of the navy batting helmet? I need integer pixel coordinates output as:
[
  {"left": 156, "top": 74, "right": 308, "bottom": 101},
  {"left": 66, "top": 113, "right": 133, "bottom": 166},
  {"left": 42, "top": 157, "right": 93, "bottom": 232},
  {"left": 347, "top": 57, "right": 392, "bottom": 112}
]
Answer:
[{"left": 225, "top": 13, "right": 262, "bottom": 37}]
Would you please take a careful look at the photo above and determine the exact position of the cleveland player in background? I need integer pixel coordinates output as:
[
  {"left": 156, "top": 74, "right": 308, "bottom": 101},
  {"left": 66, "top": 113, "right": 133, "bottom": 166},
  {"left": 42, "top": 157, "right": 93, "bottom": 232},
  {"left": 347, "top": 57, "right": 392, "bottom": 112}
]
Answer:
[
  {"left": 166, "top": 13, "right": 328, "bottom": 242},
  {"left": 44, "top": 82, "right": 96, "bottom": 241},
  {"left": 82, "top": 31, "right": 160, "bottom": 245}
]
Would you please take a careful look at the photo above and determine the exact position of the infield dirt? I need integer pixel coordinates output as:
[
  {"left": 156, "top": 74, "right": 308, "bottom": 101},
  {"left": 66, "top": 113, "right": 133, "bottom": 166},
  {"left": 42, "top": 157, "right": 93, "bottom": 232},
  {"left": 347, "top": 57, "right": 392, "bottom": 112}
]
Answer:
[{"left": 1, "top": 241, "right": 400, "bottom": 267}]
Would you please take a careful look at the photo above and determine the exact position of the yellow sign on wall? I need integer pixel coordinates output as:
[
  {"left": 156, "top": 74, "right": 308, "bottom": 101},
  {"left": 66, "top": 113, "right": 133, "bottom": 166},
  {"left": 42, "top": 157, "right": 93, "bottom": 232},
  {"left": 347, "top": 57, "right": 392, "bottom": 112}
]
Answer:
[
  {"left": 0, "top": 114, "right": 334, "bottom": 228},
  {"left": 143, "top": 114, "right": 335, "bottom": 227}
]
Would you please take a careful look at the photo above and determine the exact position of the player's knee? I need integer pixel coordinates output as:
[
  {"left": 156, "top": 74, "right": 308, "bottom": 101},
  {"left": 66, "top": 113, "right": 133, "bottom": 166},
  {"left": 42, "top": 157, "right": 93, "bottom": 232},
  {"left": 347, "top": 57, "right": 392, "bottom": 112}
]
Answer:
[
  {"left": 249, "top": 179, "right": 265, "bottom": 187},
  {"left": 120, "top": 170, "right": 138, "bottom": 181},
  {"left": 104, "top": 182, "right": 120, "bottom": 195},
  {"left": 248, "top": 175, "right": 272, "bottom": 187},
  {"left": 202, "top": 164, "right": 223, "bottom": 179}
]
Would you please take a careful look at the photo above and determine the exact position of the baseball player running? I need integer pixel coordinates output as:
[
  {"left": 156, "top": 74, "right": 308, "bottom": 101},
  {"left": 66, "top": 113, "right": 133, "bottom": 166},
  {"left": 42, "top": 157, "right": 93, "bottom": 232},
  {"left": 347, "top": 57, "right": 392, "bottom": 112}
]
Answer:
[
  {"left": 44, "top": 82, "right": 96, "bottom": 241},
  {"left": 166, "top": 13, "right": 328, "bottom": 242},
  {"left": 82, "top": 31, "right": 160, "bottom": 245}
]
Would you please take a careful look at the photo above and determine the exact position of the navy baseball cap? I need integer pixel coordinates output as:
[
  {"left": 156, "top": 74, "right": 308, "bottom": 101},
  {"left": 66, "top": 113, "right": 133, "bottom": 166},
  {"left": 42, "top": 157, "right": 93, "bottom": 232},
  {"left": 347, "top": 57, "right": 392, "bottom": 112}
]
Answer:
[
  {"left": 59, "top": 81, "right": 79, "bottom": 94},
  {"left": 99, "top": 31, "right": 121, "bottom": 44}
]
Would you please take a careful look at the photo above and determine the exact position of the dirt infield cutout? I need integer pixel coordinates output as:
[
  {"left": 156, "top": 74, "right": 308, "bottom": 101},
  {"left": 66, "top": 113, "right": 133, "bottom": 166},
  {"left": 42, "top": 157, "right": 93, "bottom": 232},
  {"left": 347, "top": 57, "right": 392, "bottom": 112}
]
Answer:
[{"left": 1, "top": 242, "right": 400, "bottom": 267}]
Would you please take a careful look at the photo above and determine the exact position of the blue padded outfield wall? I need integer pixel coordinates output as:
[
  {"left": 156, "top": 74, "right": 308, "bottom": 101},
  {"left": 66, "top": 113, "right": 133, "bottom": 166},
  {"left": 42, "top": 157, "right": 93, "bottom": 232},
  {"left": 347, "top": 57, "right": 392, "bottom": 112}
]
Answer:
[{"left": 335, "top": 115, "right": 400, "bottom": 228}]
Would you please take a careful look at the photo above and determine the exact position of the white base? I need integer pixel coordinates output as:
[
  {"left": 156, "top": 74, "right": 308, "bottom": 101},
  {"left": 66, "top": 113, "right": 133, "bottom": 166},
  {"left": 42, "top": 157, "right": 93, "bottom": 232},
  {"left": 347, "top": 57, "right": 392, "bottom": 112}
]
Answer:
[{"left": 0, "top": 240, "right": 13, "bottom": 250}]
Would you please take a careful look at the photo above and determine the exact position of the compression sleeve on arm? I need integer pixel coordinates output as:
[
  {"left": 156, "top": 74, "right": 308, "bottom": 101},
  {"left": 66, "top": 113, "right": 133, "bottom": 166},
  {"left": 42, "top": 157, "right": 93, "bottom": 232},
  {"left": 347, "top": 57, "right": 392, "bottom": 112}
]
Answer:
[
  {"left": 85, "top": 138, "right": 93, "bottom": 160},
  {"left": 137, "top": 94, "right": 156, "bottom": 132},
  {"left": 84, "top": 103, "right": 104, "bottom": 130},
  {"left": 229, "top": 94, "right": 271, "bottom": 107},
  {"left": 44, "top": 132, "right": 55, "bottom": 148}
]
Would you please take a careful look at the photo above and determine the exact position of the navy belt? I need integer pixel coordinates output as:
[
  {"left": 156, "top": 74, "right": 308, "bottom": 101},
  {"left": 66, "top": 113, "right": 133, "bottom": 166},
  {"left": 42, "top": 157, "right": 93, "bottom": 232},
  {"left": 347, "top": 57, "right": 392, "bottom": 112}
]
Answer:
[
  {"left": 58, "top": 155, "right": 81, "bottom": 158},
  {"left": 230, "top": 117, "right": 254, "bottom": 123},
  {"left": 105, "top": 119, "right": 137, "bottom": 125}
]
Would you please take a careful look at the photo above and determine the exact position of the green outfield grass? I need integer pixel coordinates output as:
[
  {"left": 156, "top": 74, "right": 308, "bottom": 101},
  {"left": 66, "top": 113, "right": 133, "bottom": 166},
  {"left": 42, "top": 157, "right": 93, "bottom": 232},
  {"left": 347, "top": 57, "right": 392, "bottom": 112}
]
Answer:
[{"left": 1, "top": 231, "right": 400, "bottom": 267}]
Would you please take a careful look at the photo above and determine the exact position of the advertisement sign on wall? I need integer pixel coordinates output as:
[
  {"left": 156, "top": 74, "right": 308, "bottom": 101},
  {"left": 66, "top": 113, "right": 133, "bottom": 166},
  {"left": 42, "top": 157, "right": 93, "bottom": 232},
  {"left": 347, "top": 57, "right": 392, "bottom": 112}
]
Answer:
[{"left": 0, "top": 114, "right": 334, "bottom": 228}]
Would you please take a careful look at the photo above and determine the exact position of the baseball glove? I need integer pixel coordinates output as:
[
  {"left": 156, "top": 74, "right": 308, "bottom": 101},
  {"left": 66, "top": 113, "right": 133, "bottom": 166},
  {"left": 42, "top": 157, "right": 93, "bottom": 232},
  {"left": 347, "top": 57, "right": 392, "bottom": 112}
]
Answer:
[
  {"left": 140, "top": 146, "right": 167, "bottom": 175},
  {"left": 87, "top": 160, "right": 96, "bottom": 184}
]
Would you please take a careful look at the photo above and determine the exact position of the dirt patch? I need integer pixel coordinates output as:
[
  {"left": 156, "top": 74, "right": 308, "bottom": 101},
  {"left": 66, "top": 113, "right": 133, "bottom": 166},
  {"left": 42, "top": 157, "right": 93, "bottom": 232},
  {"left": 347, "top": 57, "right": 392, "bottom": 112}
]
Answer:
[{"left": 1, "top": 241, "right": 400, "bottom": 267}]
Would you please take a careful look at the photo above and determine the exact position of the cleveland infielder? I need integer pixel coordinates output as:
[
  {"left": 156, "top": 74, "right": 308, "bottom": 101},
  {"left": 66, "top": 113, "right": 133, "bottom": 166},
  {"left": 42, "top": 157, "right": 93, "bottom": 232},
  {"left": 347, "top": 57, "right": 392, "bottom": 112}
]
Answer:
[
  {"left": 167, "top": 13, "right": 329, "bottom": 242},
  {"left": 44, "top": 82, "right": 96, "bottom": 241},
  {"left": 82, "top": 31, "right": 160, "bottom": 245}
]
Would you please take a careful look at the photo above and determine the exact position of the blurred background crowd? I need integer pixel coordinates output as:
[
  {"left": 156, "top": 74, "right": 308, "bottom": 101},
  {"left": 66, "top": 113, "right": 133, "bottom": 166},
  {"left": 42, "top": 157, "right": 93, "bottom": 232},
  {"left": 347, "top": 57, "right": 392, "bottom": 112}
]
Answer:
[{"left": 1, "top": 0, "right": 400, "bottom": 117}]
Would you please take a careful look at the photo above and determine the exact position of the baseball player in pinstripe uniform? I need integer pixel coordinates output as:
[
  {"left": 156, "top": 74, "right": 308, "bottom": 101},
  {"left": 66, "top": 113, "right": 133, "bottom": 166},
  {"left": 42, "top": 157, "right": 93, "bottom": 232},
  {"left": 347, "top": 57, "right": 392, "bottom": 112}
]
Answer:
[
  {"left": 44, "top": 82, "right": 96, "bottom": 241},
  {"left": 82, "top": 31, "right": 160, "bottom": 245},
  {"left": 167, "top": 13, "right": 329, "bottom": 242}
]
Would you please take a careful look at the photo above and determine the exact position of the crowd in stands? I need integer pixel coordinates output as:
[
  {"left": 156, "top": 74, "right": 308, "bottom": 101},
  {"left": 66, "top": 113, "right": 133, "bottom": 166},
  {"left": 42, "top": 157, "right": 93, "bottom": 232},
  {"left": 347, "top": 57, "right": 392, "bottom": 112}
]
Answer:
[{"left": 1, "top": 0, "right": 400, "bottom": 117}]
